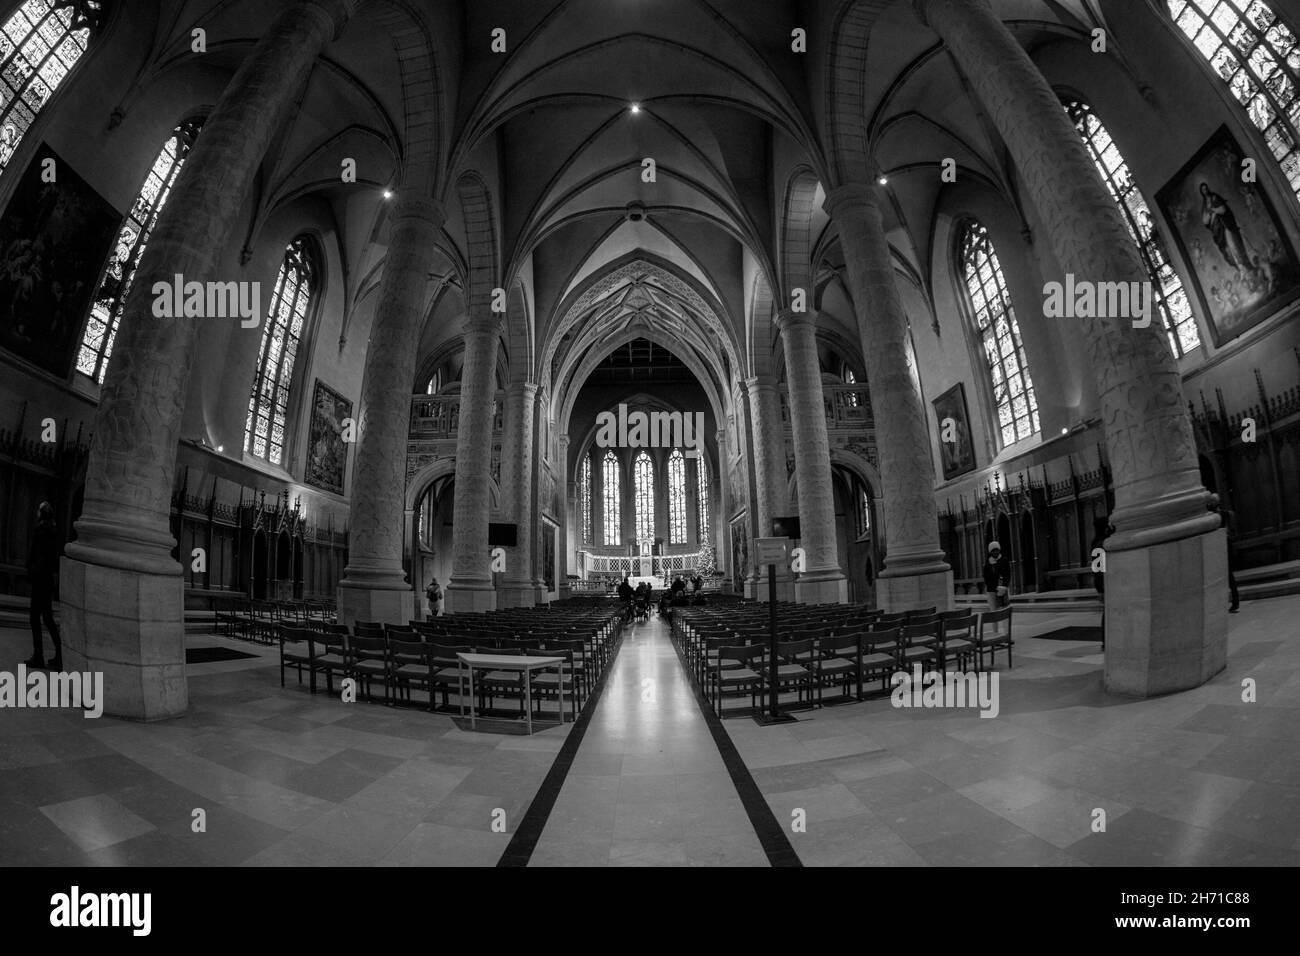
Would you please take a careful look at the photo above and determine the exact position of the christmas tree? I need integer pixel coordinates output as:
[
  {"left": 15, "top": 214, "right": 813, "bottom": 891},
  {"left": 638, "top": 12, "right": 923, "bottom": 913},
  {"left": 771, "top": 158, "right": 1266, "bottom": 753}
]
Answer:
[{"left": 697, "top": 541, "right": 716, "bottom": 577}]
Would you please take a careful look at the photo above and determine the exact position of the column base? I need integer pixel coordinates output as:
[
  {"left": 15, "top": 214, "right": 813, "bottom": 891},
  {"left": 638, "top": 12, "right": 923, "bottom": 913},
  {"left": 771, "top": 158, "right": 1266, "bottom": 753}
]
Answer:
[
  {"left": 877, "top": 569, "right": 955, "bottom": 613},
  {"left": 795, "top": 570, "right": 848, "bottom": 605},
  {"left": 1104, "top": 529, "right": 1228, "bottom": 697},
  {"left": 445, "top": 579, "right": 497, "bottom": 613},
  {"left": 745, "top": 573, "right": 795, "bottom": 602},
  {"left": 338, "top": 583, "right": 415, "bottom": 629},
  {"left": 59, "top": 555, "right": 187, "bottom": 721},
  {"left": 497, "top": 582, "right": 539, "bottom": 608}
]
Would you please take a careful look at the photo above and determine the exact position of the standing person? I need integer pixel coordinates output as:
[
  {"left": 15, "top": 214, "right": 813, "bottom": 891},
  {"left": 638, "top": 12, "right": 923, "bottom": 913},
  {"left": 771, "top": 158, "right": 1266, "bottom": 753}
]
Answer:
[
  {"left": 983, "top": 541, "right": 1010, "bottom": 612},
  {"left": 1215, "top": 501, "right": 1240, "bottom": 613},
  {"left": 26, "top": 501, "right": 62, "bottom": 670},
  {"left": 425, "top": 576, "right": 443, "bottom": 617},
  {"left": 1091, "top": 517, "right": 1111, "bottom": 648}
]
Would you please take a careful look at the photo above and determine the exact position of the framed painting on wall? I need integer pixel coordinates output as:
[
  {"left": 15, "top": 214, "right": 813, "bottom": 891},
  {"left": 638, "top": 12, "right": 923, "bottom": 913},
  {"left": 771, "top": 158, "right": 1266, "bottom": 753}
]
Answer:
[
  {"left": 1156, "top": 126, "right": 1300, "bottom": 346},
  {"left": 0, "top": 143, "right": 120, "bottom": 377},
  {"left": 933, "top": 382, "right": 976, "bottom": 480},
  {"left": 304, "top": 380, "right": 351, "bottom": 495}
]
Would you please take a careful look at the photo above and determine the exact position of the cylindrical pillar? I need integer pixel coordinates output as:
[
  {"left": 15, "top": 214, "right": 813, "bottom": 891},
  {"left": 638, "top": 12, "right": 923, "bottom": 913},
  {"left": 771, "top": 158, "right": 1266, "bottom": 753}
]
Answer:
[
  {"left": 60, "top": 0, "right": 356, "bottom": 720},
  {"left": 338, "top": 195, "right": 445, "bottom": 628},
  {"left": 444, "top": 317, "right": 501, "bottom": 613},
  {"left": 914, "top": 0, "right": 1224, "bottom": 694},
  {"left": 775, "top": 310, "right": 848, "bottom": 604},
  {"left": 745, "top": 376, "right": 795, "bottom": 600},
  {"left": 823, "top": 183, "right": 952, "bottom": 612},
  {"left": 498, "top": 381, "right": 538, "bottom": 607}
]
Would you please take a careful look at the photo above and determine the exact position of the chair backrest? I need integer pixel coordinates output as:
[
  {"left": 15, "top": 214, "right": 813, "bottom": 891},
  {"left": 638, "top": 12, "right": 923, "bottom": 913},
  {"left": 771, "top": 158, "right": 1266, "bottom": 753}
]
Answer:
[
  {"left": 389, "top": 637, "right": 429, "bottom": 665},
  {"left": 278, "top": 623, "right": 305, "bottom": 643},
  {"left": 979, "top": 606, "right": 1013, "bottom": 637},
  {"left": 907, "top": 613, "right": 939, "bottom": 629},
  {"left": 863, "top": 627, "right": 900, "bottom": 654},
  {"left": 508, "top": 637, "right": 542, "bottom": 652},
  {"left": 938, "top": 609, "right": 969, "bottom": 621},
  {"left": 313, "top": 630, "right": 347, "bottom": 653},
  {"left": 354, "top": 622, "right": 385, "bottom": 640},
  {"left": 941, "top": 615, "right": 975, "bottom": 642},
  {"left": 777, "top": 638, "right": 816, "bottom": 661},
  {"left": 877, "top": 611, "right": 907, "bottom": 627},
  {"left": 901, "top": 621, "right": 938, "bottom": 646},
  {"left": 819, "top": 632, "right": 859, "bottom": 657},
  {"left": 350, "top": 634, "right": 386, "bottom": 659},
  {"left": 548, "top": 638, "right": 584, "bottom": 655},
  {"left": 430, "top": 643, "right": 473, "bottom": 666},
  {"left": 386, "top": 625, "right": 419, "bottom": 641},
  {"left": 905, "top": 606, "right": 937, "bottom": 622},
  {"left": 721, "top": 644, "right": 765, "bottom": 668}
]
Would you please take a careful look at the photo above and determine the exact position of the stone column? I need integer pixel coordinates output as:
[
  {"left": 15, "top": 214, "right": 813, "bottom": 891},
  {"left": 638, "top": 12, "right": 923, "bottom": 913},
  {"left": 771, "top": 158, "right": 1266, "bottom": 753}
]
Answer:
[
  {"left": 823, "top": 184, "right": 953, "bottom": 612},
  {"left": 715, "top": 428, "right": 732, "bottom": 588},
  {"left": 744, "top": 376, "right": 794, "bottom": 600},
  {"left": 59, "top": 0, "right": 356, "bottom": 721},
  {"left": 444, "top": 318, "right": 501, "bottom": 613},
  {"left": 557, "top": 434, "right": 572, "bottom": 599},
  {"left": 774, "top": 310, "right": 848, "bottom": 604},
  {"left": 496, "top": 382, "right": 537, "bottom": 607},
  {"left": 914, "top": 0, "right": 1224, "bottom": 695},
  {"left": 337, "top": 196, "right": 445, "bottom": 628}
]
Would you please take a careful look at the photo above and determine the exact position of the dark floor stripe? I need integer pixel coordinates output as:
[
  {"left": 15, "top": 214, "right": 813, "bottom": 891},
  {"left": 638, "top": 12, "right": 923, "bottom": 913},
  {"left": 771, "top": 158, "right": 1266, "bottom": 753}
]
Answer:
[
  {"left": 497, "top": 622, "right": 630, "bottom": 867},
  {"left": 667, "top": 623, "right": 803, "bottom": 867}
]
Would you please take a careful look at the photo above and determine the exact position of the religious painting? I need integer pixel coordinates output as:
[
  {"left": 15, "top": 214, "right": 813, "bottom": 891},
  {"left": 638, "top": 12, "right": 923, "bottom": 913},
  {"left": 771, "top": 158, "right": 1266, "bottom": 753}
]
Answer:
[
  {"left": 1156, "top": 126, "right": 1300, "bottom": 346},
  {"left": 304, "top": 380, "right": 351, "bottom": 495},
  {"left": 0, "top": 144, "right": 119, "bottom": 377},
  {"left": 933, "top": 382, "right": 975, "bottom": 480},
  {"left": 542, "top": 521, "right": 556, "bottom": 591}
]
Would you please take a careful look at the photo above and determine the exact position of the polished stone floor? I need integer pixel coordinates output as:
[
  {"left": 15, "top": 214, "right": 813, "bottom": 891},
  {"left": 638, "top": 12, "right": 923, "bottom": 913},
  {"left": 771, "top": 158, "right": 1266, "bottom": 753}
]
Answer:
[{"left": 2, "top": 595, "right": 1297, "bottom": 866}]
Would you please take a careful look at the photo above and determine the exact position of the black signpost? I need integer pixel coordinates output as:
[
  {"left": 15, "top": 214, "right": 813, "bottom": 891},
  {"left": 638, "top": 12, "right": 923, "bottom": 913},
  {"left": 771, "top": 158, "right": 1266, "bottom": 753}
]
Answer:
[{"left": 755, "top": 536, "right": 796, "bottom": 725}]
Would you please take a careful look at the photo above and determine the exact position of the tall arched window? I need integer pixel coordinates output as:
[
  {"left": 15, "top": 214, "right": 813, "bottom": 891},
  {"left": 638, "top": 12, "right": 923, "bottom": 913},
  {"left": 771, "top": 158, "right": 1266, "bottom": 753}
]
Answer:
[
  {"left": 1064, "top": 98, "right": 1201, "bottom": 357},
  {"left": 634, "top": 450, "right": 655, "bottom": 543},
  {"left": 246, "top": 236, "right": 319, "bottom": 466},
  {"left": 426, "top": 370, "right": 442, "bottom": 395},
  {"left": 1168, "top": 1, "right": 1300, "bottom": 200},
  {"left": 667, "top": 449, "right": 686, "bottom": 544},
  {"left": 697, "top": 456, "right": 711, "bottom": 543},
  {"left": 78, "top": 118, "right": 202, "bottom": 383},
  {"left": 578, "top": 453, "right": 592, "bottom": 546},
  {"left": 958, "top": 221, "right": 1040, "bottom": 447},
  {"left": 602, "top": 450, "right": 621, "bottom": 545},
  {"left": 0, "top": 1, "right": 103, "bottom": 177},
  {"left": 842, "top": 365, "right": 859, "bottom": 406},
  {"left": 857, "top": 487, "right": 872, "bottom": 537}
]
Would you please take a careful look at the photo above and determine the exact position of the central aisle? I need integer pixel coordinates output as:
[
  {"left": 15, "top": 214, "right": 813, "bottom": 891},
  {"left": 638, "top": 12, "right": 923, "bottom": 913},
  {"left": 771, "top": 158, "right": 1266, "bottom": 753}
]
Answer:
[{"left": 527, "top": 613, "right": 769, "bottom": 866}]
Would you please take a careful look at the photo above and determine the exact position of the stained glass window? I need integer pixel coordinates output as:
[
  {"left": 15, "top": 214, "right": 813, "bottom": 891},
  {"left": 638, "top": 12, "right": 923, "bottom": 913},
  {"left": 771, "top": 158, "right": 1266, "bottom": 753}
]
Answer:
[
  {"left": 602, "top": 450, "right": 620, "bottom": 545},
  {"left": 634, "top": 450, "right": 654, "bottom": 543},
  {"left": 958, "top": 221, "right": 1040, "bottom": 446},
  {"left": 78, "top": 118, "right": 203, "bottom": 383},
  {"left": 1167, "top": 0, "right": 1300, "bottom": 201},
  {"left": 579, "top": 453, "right": 592, "bottom": 546},
  {"left": 1064, "top": 98, "right": 1200, "bottom": 357},
  {"left": 843, "top": 366, "right": 859, "bottom": 406},
  {"left": 697, "top": 455, "right": 709, "bottom": 541},
  {"left": 245, "top": 236, "right": 319, "bottom": 466},
  {"left": 667, "top": 449, "right": 686, "bottom": 544},
  {"left": 0, "top": 1, "right": 103, "bottom": 177}
]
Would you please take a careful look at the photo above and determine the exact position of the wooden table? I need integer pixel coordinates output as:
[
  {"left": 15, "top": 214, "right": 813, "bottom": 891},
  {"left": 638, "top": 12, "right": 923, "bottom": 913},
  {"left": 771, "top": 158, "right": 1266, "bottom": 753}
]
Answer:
[{"left": 457, "top": 653, "right": 574, "bottom": 734}]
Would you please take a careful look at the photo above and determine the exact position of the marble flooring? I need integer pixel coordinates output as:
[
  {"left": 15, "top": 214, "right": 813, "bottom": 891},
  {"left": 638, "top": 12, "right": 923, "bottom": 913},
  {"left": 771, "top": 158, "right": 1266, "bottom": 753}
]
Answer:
[
  {"left": 528, "top": 615, "right": 768, "bottom": 866},
  {"left": 2, "top": 595, "right": 1298, "bottom": 866}
]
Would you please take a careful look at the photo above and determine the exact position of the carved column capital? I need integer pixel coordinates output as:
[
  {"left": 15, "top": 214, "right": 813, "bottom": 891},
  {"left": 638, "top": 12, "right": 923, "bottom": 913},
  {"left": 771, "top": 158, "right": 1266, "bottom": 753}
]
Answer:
[
  {"left": 774, "top": 308, "right": 818, "bottom": 336},
  {"left": 822, "top": 182, "right": 887, "bottom": 221}
]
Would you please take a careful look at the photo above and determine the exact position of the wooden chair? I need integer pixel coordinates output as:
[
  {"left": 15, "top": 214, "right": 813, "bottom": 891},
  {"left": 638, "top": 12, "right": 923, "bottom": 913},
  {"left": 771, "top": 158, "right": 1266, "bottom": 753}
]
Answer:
[
  {"left": 974, "top": 606, "right": 1014, "bottom": 670},
  {"left": 936, "top": 614, "right": 976, "bottom": 672},
  {"left": 713, "top": 644, "right": 766, "bottom": 716}
]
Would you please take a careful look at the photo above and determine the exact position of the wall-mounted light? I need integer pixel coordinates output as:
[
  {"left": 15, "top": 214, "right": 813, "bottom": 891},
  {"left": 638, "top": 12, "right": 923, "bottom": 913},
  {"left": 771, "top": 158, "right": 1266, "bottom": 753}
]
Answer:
[
  {"left": 383, "top": 190, "right": 394, "bottom": 200},
  {"left": 629, "top": 103, "right": 641, "bottom": 114},
  {"left": 217, "top": 445, "right": 224, "bottom": 453},
  {"left": 877, "top": 176, "right": 888, "bottom": 186}
]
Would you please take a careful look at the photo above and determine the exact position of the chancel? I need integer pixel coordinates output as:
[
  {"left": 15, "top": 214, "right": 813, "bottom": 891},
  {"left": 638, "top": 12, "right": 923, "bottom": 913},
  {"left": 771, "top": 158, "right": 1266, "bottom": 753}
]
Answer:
[{"left": 0, "top": 0, "right": 1297, "bottom": 871}]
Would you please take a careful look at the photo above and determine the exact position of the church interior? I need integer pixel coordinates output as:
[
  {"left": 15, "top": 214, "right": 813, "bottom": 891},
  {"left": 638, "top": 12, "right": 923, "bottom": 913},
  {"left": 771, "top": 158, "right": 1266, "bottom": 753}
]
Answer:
[{"left": 0, "top": 0, "right": 1298, "bottom": 870}]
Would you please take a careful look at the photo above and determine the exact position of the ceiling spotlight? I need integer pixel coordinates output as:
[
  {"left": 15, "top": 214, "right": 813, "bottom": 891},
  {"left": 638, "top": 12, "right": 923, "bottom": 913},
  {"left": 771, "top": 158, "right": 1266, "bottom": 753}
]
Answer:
[
  {"left": 383, "top": 190, "right": 394, "bottom": 200},
  {"left": 629, "top": 103, "right": 641, "bottom": 114},
  {"left": 1061, "top": 428, "right": 1068, "bottom": 436},
  {"left": 877, "top": 176, "right": 888, "bottom": 186},
  {"left": 216, "top": 445, "right": 224, "bottom": 453}
]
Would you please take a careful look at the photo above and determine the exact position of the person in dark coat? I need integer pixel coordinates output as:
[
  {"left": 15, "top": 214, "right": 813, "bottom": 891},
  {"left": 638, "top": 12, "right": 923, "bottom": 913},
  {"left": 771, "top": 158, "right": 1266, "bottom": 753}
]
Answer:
[
  {"left": 26, "top": 501, "right": 62, "bottom": 670},
  {"left": 983, "top": 541, "right": 1010, "bottom": 611},
  {"left": 1091, "top": 517, "right": 1111, "bottom": 647}
]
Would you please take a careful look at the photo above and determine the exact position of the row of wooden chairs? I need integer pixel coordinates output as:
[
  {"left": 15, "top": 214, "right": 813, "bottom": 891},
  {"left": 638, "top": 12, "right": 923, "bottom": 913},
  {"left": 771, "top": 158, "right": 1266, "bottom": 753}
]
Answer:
[
  {"left": 277, "top": 606, "right": 624, "bottom": 717},
  {"left": 216, "top": 598, "right": 337, "bottom": 643},
  {"left": 672, "top": 603, "right": 1014, "bottom": 716}
]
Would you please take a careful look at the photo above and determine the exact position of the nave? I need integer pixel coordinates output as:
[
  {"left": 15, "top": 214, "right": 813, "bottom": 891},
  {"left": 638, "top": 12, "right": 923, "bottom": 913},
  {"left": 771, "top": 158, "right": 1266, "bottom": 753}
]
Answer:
[{"left": 3, "top": 595, "right": 1296, "bottom": 867}]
